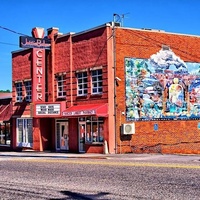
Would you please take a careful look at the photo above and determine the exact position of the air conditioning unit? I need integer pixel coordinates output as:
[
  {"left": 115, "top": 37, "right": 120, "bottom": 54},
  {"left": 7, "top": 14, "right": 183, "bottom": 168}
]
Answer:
[{"left": 121, "top": 123, "right": 135, "bottom": 135}]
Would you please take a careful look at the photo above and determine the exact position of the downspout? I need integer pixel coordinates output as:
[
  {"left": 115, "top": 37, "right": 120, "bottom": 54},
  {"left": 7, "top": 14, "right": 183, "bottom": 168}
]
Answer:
[
  {"left": 47, "top": 27, "right": 59, "bottom": 102},
  {"left": 70, "top": 33, "right": 73, "bottom": 106},
  {"left": 112, "top": 23, "right": 117, "bottom": 154},
  {"left": 51, "top": 33, "right": 55, "bottom": 102}
]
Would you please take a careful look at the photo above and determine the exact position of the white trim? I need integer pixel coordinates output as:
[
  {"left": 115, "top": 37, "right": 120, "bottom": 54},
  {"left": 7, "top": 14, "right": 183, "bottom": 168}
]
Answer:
[
  {"left": 12, "top": 115, "right": 31, "bottom": 118},
  {"left": 90, "top": 66, "right": 103, "bottom": 71},
  {"left": 76, "top": 69, "right": 88, "bottom": 73},
  {"left": 14, "top": 80, "right": 22, "bottom": 83}
]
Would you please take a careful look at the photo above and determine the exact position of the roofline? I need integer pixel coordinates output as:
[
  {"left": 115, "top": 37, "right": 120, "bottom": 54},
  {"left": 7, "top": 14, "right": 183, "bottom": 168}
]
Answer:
[
  {"left": 72, "top": 22, "right": 117, "bottom": 37},
  {"left": 12, "top": 22, "right": 200, "bottom": 54},
  {"left": 61, "top": 21, "right": 200, "bottom": 38},
  {"left": 46, "top": 22, "right": 118, "bottom": 40},
  {"left": 0, "top": 93, "right": 12, "bottom": 99},
  {"left": 55, "top": 32, "right": 75, "bottom": 39},
  {"left": 121, "top": 26, "right": 200, "bottom": 38},
  {"left": 11, "top": 48, "right": 31, "bottom": 54},
  {"left": 0, "top": 97, "right": 12, "bottom": 100}
]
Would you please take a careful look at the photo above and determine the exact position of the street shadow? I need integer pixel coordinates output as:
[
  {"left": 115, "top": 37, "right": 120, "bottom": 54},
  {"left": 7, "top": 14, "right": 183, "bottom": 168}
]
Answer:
[{"left": 49, "top": 190, "right": 110, "bottom": 200}]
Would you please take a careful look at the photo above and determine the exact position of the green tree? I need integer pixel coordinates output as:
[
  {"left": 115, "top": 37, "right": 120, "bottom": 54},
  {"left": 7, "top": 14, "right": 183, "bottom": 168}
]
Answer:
[{"left": 0, "top": 89, "right": 11, "bottom": 92}]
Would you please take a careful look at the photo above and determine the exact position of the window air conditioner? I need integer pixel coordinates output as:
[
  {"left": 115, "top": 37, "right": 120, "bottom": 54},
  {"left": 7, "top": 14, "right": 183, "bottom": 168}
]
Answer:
[{"left": 121, "top": 123, "right": 135, "bottom": 135}]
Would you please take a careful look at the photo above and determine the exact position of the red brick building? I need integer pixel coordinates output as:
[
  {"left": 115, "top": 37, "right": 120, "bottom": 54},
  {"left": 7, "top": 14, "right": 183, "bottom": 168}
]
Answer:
[
  {"left": 0, "top": 92, "right": 12, "bottom": 149},
  {"left": 11, "top": 22, "right": 200, "bottom": 154},
  {"left": 116, "top": 28, "right": 200, "bottom": 154}
]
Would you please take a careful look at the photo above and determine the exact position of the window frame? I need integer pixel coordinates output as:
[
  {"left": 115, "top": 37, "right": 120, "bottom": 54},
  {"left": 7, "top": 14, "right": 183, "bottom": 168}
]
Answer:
[
  {"left": 24, "top": 80, "right": 32, "bottom": 102},
  {"left": 91, "top": 69, "right": 103, "bottom": 95},
  {"left": 15, "top": 82, "right": 23, "bottom": 102},
  {"left": 79, "top": 117, "right": 104, "bottom": 143},
  {"left": 16, "top": 118, "right": 33, "bottom": 147},
  {"left": 56, "top": 75, "right": 66, "bottom": 98},
  {"left": 76, "top": 71, "right": 88, "bottom": 96}
]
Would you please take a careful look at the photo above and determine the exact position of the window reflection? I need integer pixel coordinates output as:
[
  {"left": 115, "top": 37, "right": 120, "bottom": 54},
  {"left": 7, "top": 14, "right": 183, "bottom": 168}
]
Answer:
[{"left": 79, "top": 117, "right": 104, "bottom": 143}]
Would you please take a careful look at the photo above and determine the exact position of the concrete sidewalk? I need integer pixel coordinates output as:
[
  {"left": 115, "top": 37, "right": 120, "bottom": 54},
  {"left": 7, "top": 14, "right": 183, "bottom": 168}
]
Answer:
[
  {"left": 0, "top": 151, "right": 109, "bottom": 159},
  {"left": 1, "top": 151, "right": 200, "bottom": 162},
  {"left": 0, "top": 150, "right": 165, "bottom": 159}
]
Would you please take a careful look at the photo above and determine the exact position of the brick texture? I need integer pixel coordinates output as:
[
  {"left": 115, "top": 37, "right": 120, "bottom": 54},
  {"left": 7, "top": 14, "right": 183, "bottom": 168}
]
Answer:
[{"left": 115, "top": 28, "right": 200, "bottom": 154}]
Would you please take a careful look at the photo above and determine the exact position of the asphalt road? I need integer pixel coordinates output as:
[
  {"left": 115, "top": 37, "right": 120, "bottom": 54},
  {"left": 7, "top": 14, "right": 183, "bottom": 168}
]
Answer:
[{"left": 0, "top": 153, "right": 200, "bottom": 200}]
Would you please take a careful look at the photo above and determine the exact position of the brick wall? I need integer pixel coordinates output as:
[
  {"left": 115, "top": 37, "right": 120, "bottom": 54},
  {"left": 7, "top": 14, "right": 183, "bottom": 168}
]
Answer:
[
  {"left": 116, "top": 28, "right": 200, "bottom": 154},
  {"left": 12, "top": 49, "right": 32, "bottom": 82},
  {"left": 54, "top": 27, "right": 109, "bottom": 107},
  {"left": 12, "top": 49, "right": 32, "bottom": 115}
]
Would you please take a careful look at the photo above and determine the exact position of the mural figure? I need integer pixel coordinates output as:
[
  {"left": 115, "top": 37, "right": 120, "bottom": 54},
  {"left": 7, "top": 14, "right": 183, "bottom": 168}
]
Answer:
[{"left": 125, "top": 47, "right": 200, "bottom": 121}]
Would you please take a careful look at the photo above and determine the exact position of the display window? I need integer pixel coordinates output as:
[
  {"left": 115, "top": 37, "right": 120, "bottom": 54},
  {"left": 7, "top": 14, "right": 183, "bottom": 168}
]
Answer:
[
  {"left": 0, "top": 123, "right": 10, "bottom": 145},
  {"left": 79, "top": 117, "right": 104, "bottom": 143},
  {"left": 16, "top": 118, "right": 33, "bottom": 147}
]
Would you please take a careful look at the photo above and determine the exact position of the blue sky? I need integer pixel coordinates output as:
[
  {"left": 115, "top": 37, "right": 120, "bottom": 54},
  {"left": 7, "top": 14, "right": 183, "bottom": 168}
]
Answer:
[{"left": 0, "top": 0, "right": 200, "bottom": 91}]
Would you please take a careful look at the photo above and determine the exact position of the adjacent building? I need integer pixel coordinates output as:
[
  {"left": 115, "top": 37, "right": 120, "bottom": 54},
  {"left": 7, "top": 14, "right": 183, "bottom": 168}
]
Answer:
[
  {"left": 10, "top": 22, "right": 200, "bottom": 154},
  {"left": 0, "top": 92, "right": 12, "bottom": 149}
]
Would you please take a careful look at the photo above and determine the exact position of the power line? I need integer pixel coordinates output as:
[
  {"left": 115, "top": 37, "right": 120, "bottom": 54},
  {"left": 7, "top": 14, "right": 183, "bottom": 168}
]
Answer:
[
  {"left": 0, "top": 25, "right": 28, "bottom": 36},
  {"left": 0, "top": 41, "right": 18, "bottom": 46},
  {"left": 0, "top": 25, "right": 28, "bottom": 47},
  {"left": 93, "top": 32, "right": 114, "bottom": 67},
  {"left": 121, "top": 29, "right": 200, "bottom": 61}
]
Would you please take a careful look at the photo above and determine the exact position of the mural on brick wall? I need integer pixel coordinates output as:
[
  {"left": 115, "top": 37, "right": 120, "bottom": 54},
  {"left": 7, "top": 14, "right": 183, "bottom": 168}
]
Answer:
[{"left": 125, "top": 48, "right": 200, "bottom": 121}]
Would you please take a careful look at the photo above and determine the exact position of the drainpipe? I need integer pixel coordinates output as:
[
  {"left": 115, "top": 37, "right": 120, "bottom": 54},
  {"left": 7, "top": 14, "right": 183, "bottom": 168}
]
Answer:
[
  {"left": 47, "top": 27, "right": 59, "bottom": 102},
  {"left": 112, "top": 22, "right": 117, "bottom": 154},
  {"left": 69, "top": 33, "right": 74, "bottom": 106}
]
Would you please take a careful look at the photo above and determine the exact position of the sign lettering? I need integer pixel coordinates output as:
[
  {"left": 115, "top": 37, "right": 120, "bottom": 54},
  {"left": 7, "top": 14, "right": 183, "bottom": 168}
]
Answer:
[
  {"left": 19, "top": 36, "right": 51, "bottom": 49},
  {"left": 32, "top": 48, "right": 45, "bottom": 102},
  {"left": 63, "top": 110, "right": 96, "bottom": 116},
  {"left": 36, "top": 104, "right": 61, "bottom": 116}
]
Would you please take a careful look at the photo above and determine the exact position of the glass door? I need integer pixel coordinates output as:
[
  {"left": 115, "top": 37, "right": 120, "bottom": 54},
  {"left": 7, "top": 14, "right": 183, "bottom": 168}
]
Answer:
[
  {"left": 60, "top": 122, "right": 69, "bottom": 150},
  {"left": 56, "top": 121, "right": 69, "bottom": 151},
  {"left": 79, "top": 122, "right": 86, "bottom": 152}
]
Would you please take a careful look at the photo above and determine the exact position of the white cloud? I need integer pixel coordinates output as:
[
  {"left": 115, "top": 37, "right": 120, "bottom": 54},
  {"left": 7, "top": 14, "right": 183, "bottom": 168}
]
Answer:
[{"left": 149, "top": 49, "right": 187, "bottom": 70}]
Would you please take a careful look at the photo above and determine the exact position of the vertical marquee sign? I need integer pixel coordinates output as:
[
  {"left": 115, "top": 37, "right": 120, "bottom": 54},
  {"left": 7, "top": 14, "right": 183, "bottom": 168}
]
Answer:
[
  {"left": 19, "top": 27, "right": 51, "bottom": 103},
  {"left": 32, "top": 48, "right": 45, "bottom": 102}
]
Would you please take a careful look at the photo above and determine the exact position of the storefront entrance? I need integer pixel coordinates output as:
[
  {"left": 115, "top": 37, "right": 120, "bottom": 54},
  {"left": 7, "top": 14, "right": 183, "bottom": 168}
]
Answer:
[{"left": 56, "top": 120, "right": 69, "bottom": 151}]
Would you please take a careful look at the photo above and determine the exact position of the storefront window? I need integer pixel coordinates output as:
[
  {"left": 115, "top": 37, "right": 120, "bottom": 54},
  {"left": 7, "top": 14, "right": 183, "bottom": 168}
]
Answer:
[
  {"left": 56, "top": 123, "right": 60, "bottom": 149},
  {"left": 86, "top": 122, "right": 91, "bottom": 142},
  {"left": 17, "top": 118, "right": 33, "bottom": 147},
  {"left": 79, "top": 117, "right": 104, "bottom": 143},
  {"left": 0, "top": 123, "right": 10, "bottom": 145}
]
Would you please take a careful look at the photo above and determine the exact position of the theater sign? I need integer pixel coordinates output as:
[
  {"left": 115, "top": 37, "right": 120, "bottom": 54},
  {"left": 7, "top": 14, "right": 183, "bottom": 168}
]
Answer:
[
  {"left": 19, "top": 27, "right": 51, "bottom": 50},
  {"left": 33, "top": 102, "right": 66, "bottom": 117},
  {"left": 19, "top": 36, "right": 51, "bottom": 49},
  {"left": 19, "top": 27, "right": 62, "bottom": 117}
]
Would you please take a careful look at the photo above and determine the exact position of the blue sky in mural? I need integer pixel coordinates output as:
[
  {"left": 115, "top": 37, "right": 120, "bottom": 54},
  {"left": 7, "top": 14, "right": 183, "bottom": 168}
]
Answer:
[{"left": 1, "top": 0, "right": 200, "bottom": 91}]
